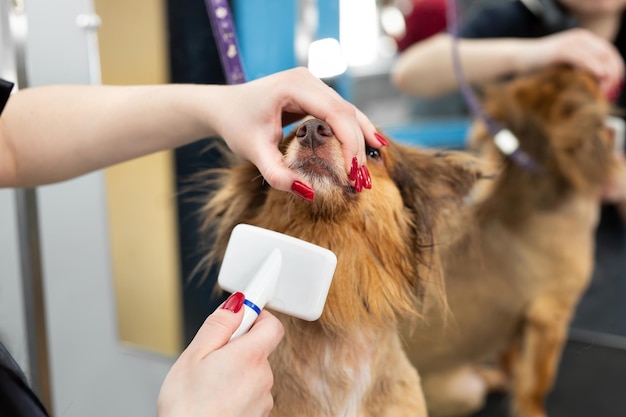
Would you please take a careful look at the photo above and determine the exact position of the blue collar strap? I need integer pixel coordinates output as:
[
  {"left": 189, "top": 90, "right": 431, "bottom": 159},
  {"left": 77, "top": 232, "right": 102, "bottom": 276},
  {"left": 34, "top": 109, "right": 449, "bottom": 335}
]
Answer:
[{"left": 0, "top": 79, "right": 14, "bottom": 116}]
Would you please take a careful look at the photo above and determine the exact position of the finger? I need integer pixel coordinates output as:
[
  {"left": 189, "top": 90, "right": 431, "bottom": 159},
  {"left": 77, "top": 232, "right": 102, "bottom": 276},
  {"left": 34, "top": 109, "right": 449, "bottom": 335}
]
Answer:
[
  {"left": 590, "top": 47, "right": 621, "bottom": 96},
  {"left": 243, "top": 310, "right": 285, "bottom": 357},
  {"left": 355, "top": 107, "right": 387, "bottom": 148},
  {"left": 328, "top": 113, "right": 365, "bottom": 173},
  {"left": 247, "top": 137, "right": 314, "bottom": 197},
  {"left": 186, "top": 298, "right": 245, "bottom": 357},
  {"left": 604, "top": 46, "right": 625, "bottom": 99},
  {"left": 591, "top": 55, "right": 620, "bottom": 98},
  {"left": 576, "top": 35, "right": 623, "bottom": 94},
  {"left": 563, "top": 45, "right": 608, "bottom": 86},
  {"left": 277, "top": 69, "right": 367, "bottom": 170}
]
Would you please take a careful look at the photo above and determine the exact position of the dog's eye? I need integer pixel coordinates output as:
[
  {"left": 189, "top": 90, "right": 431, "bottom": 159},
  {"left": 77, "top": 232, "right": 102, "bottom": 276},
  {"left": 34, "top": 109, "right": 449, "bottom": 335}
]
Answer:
[{"left": 366, "top": 146, "right": 381, "bottom": 160}]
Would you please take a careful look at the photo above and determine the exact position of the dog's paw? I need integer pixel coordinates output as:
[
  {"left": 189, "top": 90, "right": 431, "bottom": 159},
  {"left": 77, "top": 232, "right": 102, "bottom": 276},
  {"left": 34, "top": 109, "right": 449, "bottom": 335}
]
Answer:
[
  {"left": 474, "top": 364, "right": 511, "bottom": 393},
  {"left": 422, "top": 366, "right": 488, "bottom": 417}
]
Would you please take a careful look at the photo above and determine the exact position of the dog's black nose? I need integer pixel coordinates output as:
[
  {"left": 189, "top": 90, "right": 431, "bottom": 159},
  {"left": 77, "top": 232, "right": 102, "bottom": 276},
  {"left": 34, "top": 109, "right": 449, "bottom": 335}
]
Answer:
[{"left": 295, "top": 118, "right": 333, "bottom": 148}]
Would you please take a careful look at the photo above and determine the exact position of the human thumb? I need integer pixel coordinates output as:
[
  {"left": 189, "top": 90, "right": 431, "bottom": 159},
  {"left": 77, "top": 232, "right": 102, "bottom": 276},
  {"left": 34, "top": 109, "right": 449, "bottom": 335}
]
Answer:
[
  {"left": 190, "top": 292, "right": 245, "bottom": 355},
  {"left": 248, "top": 142, "right": 315, "bottom": 200}
]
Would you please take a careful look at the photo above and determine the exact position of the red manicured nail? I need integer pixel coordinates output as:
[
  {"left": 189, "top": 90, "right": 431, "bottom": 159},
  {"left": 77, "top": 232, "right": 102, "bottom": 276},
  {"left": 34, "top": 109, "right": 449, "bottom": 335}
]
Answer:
[
  {"left": 221, "top": 291, "right": 245, "bottom": 313},
  {"left": 355, "top": 168, "right": 364, "bottom": 192},
  {"left": 349, "top": 157, "right": 358, "bottom": 181},
  {"left": 607, "top": 80, "right": 623, "bottom": 101},
  {"left": 361, "top": 166, "right": 372, "bottom": 189},
  {"left": 374, "top": 132, "right": 389, "bottom": 146},
  {"left": 291, "top": 181, "right": 315, "bottom": 201}
]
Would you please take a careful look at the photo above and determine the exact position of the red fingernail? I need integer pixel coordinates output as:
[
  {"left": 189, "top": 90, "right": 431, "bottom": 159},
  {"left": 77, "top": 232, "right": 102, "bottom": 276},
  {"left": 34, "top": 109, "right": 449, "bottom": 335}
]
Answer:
[
  {"left": 361, "top": 166, "right": 372, "bottom": 189},
  {"left": 607, "top": 80, "right": 623, "bottom": 101},
  {"left": 222, "top": 291, "right": 245, "bottom": 313},
  {"left": 291, "top": 181, "right": 315, "bottom": 201},
  {"left": 349, "top": 157, "right": 358, "bottom": 181},
  {"left": 355, "top": 168, "right": 364, "bottom": 192},
  {"left": 374, "top": 132, "right": 389, "bottom": 146}
]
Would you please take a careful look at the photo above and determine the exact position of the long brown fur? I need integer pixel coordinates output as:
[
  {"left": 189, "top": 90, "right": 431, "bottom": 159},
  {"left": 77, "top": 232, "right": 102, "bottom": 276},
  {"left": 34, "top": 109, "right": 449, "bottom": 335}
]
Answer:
[
  {"left": 197, "top": 118, "right": 486, "bottom": 416},
  {"left": 401, "top": 65, "right": 622, "bottom": 417}
]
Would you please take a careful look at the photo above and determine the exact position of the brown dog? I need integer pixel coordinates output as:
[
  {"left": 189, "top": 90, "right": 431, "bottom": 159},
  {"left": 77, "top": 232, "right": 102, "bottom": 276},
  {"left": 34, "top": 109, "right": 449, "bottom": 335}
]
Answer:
[
  {"left": 402, "top": 65, "right": 622, "bottom": 417},
  {"left": 197, "top": 118, "right": 485, "bottom": 417}
]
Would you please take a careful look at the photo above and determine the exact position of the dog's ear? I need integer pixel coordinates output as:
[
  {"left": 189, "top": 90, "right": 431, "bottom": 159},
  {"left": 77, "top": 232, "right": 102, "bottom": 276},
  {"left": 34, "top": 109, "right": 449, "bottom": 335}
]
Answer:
[
  {"left": 386, "top": 142, "right": 493, "bottom": 208},
  {"left": 412, "top": 148, "right": 495, "bottom": 250},
  {"left": 383, "top": 143, "right": 495, "bottom": 242},
  {"left": 383, "top": 141, "right": 493, "bottom": 304}
]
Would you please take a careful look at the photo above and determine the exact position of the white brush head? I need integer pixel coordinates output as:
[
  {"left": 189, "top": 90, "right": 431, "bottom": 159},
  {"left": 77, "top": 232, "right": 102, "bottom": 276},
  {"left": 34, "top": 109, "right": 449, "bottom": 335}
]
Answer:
[{"left": 217, "top": 224, "right": 337, "bottom": 321}]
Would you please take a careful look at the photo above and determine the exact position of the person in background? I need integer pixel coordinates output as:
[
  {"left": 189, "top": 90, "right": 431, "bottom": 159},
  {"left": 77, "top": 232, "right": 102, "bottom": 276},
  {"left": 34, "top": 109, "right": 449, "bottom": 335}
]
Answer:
[
  {"left": 394, "top": 0, "right": 448, "bottom": 52},
  {"left": 393, "top": 0, "right": 626, "bottom": 336},
  {"left": 392, "top": 0, "right": 625, "bottom": 102},
  {"left": 389, "top": 0, "right": 470, "bottom": 118},
  {"left": 0, "top": 66, "right": 385, "bottom": 417}
]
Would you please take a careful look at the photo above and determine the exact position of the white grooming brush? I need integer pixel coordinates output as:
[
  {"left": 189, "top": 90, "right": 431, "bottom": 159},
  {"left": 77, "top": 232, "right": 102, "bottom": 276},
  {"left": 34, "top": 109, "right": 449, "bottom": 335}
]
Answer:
[{"left": 217, "top": 224, "right": 337, "bottom": 341}]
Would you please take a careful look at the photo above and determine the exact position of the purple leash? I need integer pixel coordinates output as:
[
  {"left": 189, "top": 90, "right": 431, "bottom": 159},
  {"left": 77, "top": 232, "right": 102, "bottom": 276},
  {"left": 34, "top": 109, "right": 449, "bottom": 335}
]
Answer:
[
  {"left": 204, "top": 0, "right": 247, "bottom": 84},
  {"left": 445, "top": 0, "right": 540, "bottom": 173}
]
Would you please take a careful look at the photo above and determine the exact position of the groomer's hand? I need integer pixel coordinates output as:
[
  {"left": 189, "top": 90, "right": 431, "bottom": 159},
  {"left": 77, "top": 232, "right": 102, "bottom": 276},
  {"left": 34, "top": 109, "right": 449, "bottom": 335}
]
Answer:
[
  {"left": 157, "top": 292, "right": 284, "bottom": 417},
  {"left": 212, "top": 67, "right": 386, "bottom": 200},
  {"left": 519, "top": 28, "right": 624, "bottom": 99},
  {"left": 601, "top": 152, "right": 626, "bottom": 202}
]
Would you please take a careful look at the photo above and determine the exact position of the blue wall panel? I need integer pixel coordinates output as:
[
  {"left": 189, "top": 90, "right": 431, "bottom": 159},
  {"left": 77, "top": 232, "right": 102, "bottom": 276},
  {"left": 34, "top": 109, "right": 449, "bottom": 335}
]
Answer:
[{"left": 233, "top": 0, "right": 298, "bottom": 80}]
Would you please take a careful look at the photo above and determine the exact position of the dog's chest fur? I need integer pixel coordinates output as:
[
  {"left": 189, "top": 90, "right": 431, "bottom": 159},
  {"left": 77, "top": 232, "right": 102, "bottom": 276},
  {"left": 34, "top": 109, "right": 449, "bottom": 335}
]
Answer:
[
  {"left": 272, "top": 325, "right": 373, "bottom": 416},
  {"left": 269, "top": 321, "right": 426, "bottom": 417},
  {"left": 255, "top": 221, "right": 427, "bottom": 417}
]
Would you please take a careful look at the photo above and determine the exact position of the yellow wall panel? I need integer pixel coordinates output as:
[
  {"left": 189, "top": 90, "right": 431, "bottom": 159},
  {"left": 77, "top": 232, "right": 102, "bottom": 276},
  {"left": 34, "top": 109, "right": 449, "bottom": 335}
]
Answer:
[{"left": 94, "top": 0, "right": 182, "bottom": 355}]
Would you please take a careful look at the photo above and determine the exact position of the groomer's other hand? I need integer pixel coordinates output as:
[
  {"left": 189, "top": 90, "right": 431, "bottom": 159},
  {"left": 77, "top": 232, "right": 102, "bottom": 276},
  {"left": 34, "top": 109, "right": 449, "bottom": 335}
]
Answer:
[
  {"left": 520, "top": 28, "right": 624, "bottom": 99},
  {"left": 157, "top": 292, "right": 284, "bottom": 417},
  {"left": 601, "top": 152, "right": 626, "bottom": 202},
  {"left": 213, "top": 67, "right": 386, "bottom": 199}
]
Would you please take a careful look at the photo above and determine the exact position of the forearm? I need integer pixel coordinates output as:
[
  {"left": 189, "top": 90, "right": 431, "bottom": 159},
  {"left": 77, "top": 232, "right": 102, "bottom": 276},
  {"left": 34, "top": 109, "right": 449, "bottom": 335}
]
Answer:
[
  {"left": 0, "top": 67, "right": 381, "bottom": 193},
  {"left": 0, "top": 83, "right": 224, "bottom": 187},
  {"left": 391, "top": 34, "right": 532, "bottom": 97}
]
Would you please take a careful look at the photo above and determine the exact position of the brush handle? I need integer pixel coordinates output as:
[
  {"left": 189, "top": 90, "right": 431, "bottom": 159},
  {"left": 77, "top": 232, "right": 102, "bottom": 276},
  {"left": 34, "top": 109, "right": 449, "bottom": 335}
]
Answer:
[
  {"left": 229, "top": 300, "right": 262, "bottom": 340},
  {"left": 229, "top": 249, "right": 282, "bottom": 341}
]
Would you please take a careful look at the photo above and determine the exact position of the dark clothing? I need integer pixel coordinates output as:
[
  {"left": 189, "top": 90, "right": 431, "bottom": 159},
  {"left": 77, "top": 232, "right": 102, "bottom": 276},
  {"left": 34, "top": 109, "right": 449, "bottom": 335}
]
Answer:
[
  {"left": 460, "top": 0, "right": 551, "bottom": 38},
  {"left": 462, "top": 1, "right": 626, "bottom": 336},
  {"left": 0, "top": 342, "right": 49, "bottom": 417},
  {"left": 461, "top": 0, "right": 626, "bottom": 111},
  {"left": 0, "top": 79, "right": 13, "bottom": 115}
]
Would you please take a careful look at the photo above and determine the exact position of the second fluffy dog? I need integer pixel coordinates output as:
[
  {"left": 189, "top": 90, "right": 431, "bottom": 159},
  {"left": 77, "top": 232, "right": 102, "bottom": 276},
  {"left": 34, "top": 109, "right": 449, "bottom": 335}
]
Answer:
[{"left": 402, "top": 65, "right": 622, "bottom": 417}]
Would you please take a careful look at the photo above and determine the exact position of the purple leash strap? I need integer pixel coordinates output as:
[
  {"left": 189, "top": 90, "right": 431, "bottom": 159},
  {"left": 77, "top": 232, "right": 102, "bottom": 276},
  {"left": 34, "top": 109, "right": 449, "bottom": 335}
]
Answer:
[
  {"left": 204, "top": 0, "right": 247, "bottom": 84},
  {"left": 445, "top": 0, "right": 540, "bottom": 173}
]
